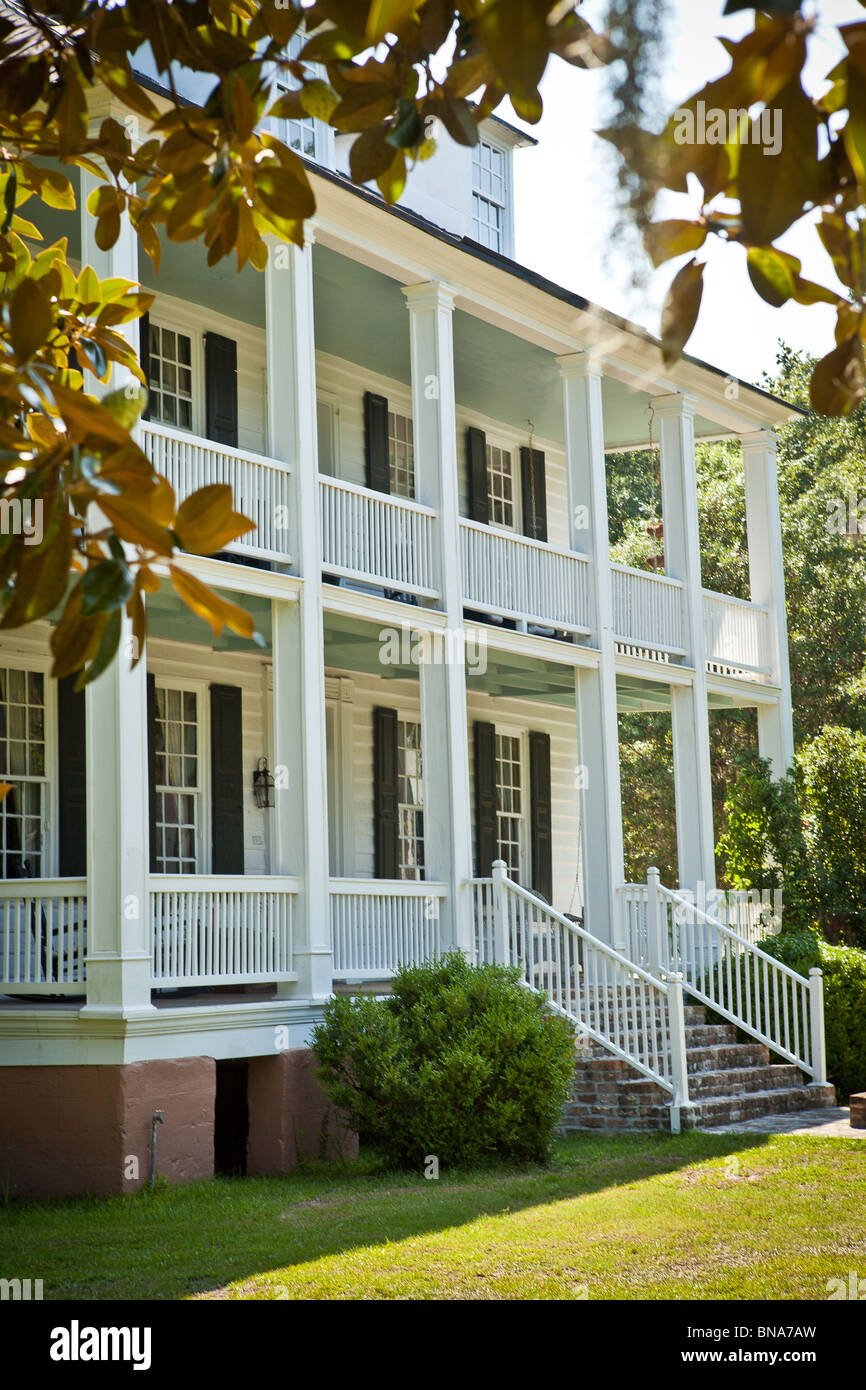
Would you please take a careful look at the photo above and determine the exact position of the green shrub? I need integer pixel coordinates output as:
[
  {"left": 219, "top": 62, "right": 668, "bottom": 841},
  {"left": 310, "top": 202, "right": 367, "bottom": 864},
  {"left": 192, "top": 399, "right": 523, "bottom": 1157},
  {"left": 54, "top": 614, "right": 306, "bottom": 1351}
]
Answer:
[
  {"left": 760, "top": 928, "right": 866, "bottom": 1102},
  {"left": 311, "top": 952, "right": 576, "bottom": 1170}
]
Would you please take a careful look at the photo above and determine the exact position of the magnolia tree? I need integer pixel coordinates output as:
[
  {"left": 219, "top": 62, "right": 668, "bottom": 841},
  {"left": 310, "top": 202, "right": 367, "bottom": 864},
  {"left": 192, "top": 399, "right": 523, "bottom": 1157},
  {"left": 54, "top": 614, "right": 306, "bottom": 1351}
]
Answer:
[
  {"left": 0, "top": 0, "right": 603, "bottom": 684},
  {"left": 2, "top": 0, "right": 863, "bottom": 691}
]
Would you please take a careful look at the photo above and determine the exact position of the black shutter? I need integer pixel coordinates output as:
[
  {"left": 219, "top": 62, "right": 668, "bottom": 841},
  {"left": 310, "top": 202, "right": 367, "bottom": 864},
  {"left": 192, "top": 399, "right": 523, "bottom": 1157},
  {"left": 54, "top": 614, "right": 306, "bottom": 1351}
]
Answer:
[
  {"left": 146, "top": 672, "right": 159, "bottom": 873},
  {"left": 211, "top": 684, "right": 245, "bottom": 874},
  {"left": 466, "top": 426, "right": 489, "bottom": 524},
  {"left": 364, "top": 391, "right": 390, "bottom": 494},
  {"left": 529, "top": 730, "right": 553, "bottom": 905},
  {"left": 57, "top": 676, "right": 87, "bottom": 877},
  {"left": 205, "top": 332, "right": 238, "bottom": 447},
  {"left": 520, "top": 446, "right": 547, "bottom": 542},
  {"left": 373, "top": 706, "right": 398, "bottom": 879},
  {"left": 139, "top": 311, "right": 151, "bottom": 421},
  {"left": 474, "top": 720, "right": 497, "bottom": 876}
]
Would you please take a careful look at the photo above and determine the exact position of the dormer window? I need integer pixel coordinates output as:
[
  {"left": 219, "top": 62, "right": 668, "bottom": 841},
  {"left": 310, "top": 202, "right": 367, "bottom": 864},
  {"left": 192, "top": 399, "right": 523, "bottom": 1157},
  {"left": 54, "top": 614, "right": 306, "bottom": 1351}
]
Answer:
[
  {"left": 472, "top": 137, "right": 510, "bottom": 255},
  {"left": 273, "top": 30, "right": 334, "bottom": 167}
]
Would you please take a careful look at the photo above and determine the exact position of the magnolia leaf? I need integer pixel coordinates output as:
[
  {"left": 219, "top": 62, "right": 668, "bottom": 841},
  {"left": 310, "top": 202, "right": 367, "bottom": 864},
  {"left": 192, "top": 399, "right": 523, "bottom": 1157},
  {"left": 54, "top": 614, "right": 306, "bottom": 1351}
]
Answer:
[
  {"left": 661, "top": 258, "right": 705, "bottom": 367},
  {"left": 746, "top": 247, "right": 798, "bottom": 307},
  {"left": 9, "top": 277, "right": 52, "bottom": 360},
  {"left": 79, "top": 558, "right": 133, "bottom": 616},
  {"left": 644, "top": 219, "right": 707, "bottom": 269},
  {"left": 169, "top": 565, "right": 257, "bottom": 641},
  {"left": 174, "top": 483, "right": 256, "bottom": 554},
  {"left": 810, "top": 335, "right": 866, "bottom": 416}
]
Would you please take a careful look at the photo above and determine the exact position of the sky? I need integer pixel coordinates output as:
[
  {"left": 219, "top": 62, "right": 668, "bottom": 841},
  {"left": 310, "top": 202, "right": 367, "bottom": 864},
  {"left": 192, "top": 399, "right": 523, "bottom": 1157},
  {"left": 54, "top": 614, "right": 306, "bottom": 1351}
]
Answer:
[{"left": 508, "top": 0, "right": 866, "bottom": 389}]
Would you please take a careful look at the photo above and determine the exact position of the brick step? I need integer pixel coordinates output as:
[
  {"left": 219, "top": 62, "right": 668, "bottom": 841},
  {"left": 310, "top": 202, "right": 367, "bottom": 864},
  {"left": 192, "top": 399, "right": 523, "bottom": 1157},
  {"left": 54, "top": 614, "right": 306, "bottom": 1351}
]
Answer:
[
  {"left": 686, "top": 1041, "right": 771, "bottom": 1072},
  {"left": 686, "top": 1083, "right": 837, "bottom": 1127},
  {"left": 579, "top": 1024, "right": 740, "bottom": 1058},
  {"left": 622, "top": 1064, "right": 804, "bottom": 1101}
]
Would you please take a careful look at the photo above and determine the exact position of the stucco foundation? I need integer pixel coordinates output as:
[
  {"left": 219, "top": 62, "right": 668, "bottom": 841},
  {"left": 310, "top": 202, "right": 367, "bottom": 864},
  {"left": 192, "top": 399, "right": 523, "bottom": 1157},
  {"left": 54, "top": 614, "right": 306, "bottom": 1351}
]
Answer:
[
  {"left": 246, "top": 1048, "right": 358, "bottom": 1174},
  {"left": 0, "top": 1057, "right": 215, "bottom": 1200}
]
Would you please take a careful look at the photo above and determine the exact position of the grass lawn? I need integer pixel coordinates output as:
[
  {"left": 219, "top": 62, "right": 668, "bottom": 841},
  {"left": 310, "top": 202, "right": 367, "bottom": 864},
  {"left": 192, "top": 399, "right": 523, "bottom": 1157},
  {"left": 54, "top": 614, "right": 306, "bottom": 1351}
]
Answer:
[{"left": 1, "top": 1132, "right": 863, "bottom": 1301}]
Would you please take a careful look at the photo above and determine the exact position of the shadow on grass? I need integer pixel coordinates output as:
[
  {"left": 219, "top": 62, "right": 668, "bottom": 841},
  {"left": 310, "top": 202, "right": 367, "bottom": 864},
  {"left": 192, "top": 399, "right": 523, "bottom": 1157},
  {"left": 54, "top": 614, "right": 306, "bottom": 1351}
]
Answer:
[{"left": 0, "top": 1130, "right": 782, "bottom": 1300}]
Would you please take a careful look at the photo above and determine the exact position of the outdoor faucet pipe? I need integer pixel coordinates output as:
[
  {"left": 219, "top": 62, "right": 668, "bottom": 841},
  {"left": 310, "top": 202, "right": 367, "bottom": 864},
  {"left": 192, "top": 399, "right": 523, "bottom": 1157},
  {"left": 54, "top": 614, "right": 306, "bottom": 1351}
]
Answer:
[{"left": 150, "top": 1110, "right": 165, "bottom": 1191}]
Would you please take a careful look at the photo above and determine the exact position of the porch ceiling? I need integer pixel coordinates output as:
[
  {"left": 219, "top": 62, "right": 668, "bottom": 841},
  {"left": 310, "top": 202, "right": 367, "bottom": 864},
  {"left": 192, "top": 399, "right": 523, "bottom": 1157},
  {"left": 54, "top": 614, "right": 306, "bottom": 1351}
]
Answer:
[
  {"left": 147, "top": 579, "right": 272, "bottom": 651},
  {"left": 323, "top": 611, "right": 420, "bottom": 681}
]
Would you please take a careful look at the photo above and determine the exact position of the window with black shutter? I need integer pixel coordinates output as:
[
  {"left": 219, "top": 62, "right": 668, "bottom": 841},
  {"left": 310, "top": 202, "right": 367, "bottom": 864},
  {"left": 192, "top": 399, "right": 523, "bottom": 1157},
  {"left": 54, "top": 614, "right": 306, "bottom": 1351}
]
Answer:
[
  {"left": 210, "top": 684, "right": 244, "bottom": 874},
  {"left": 473, "top": 720, "right": 497, "bottom": 876},
  {"left": 364, "top": 391, "right": 390, "bottom": 494},
  {"left": 205, "top": 332, "right": 238, "bottom": 447},
  {"left": 529, "top": 730, "right": 553, "bottom": 904},
  {"left": 466, "top": 426, "right": 489, "bottom": 525}
]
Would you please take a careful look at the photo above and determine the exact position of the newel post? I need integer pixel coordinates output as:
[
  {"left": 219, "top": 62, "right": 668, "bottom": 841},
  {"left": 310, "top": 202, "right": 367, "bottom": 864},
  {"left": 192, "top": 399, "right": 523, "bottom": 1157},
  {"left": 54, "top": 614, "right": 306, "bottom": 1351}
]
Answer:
[
  {"left": 492, "top": 859, "right": 509, "bottom": 965},
  {"left": 647, "top": 866, "right": 663, "bottom": 977},
  {"left": 809, "top": 968, "right": 827, "bottom": 1085},
  {"left": 666, "top": 971, "right": 691, "bottom": 1134}
]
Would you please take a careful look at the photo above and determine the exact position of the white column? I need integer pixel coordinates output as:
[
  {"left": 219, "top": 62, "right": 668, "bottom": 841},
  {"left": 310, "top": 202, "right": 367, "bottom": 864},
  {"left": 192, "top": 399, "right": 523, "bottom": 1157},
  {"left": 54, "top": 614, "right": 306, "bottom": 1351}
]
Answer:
[
  {"left": 78, "top": 165, "right": 153, "bottom": 1015},
  {"left": 403, "top": 282, "right": 473, "bottom": 954},
  {"left": 558, "top": 353, "right": 625, "bottom": 948},
  {"left": 741, "top": 429, "right": 794, "bottom": 776},
  {"left": 266, "top": 231, "right": 331, "bottom": 1000},
  {"left": 653, "top": 393, "right": 716, "bottom": 892}
]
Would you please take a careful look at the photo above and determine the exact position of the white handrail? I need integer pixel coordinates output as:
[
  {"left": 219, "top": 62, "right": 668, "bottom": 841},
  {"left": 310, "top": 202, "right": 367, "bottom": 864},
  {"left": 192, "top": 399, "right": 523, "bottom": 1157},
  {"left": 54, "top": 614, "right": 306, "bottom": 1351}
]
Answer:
[
  {"left": 702, "top": 589, "right": 772, "bottom": 676},
  {"left": 459, "top": 520, "right": 590, "bottom": 632},
  {"left": 140, "top": 422, "right": 293, "bottom": 564},
  {"left": 319, "top": 476, "right": 438, "bottom": 597},
  {"left": 150, "top": 876, "right": 298, "bottom": 986},
  {"left": 644, "top": 868, "right": 824, "bottom": 1080},
  {"left": 0, "top": 879, "right": 87, "bottom": 993},
  {"left": 471, "top": 863, "right": 692, "bottom": 1127},
  {"left": 610, "top": 563, "right": 685, "bottom": 654},
  {"left": 330, "top": 879, "right": 447, "bottom": 978}
]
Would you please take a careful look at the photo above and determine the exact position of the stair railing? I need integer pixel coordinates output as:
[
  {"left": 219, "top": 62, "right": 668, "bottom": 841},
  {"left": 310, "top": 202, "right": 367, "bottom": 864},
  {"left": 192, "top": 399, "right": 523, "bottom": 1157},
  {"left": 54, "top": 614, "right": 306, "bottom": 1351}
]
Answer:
[
  {"left": 475, "top": 861, "right": 693, "bottom": 1129},
  {"left": 644, "top": 867, "right": 826, "bottom": 1082}
]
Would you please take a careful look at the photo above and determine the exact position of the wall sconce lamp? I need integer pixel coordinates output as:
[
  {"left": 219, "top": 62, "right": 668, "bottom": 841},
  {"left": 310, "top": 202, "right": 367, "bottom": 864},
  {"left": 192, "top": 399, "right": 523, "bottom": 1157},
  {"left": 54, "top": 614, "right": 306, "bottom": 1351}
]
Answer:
[{"left": 253, "top": 756, "right": 275, "bottom": 809}]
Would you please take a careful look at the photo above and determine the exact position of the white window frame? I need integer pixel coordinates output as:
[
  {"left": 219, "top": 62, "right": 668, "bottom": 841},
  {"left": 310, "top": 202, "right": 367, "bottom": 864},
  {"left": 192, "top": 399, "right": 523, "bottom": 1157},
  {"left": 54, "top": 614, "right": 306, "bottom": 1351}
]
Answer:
[
  {"left": 269, "top": 32, "right": 335, "bottom": 169},
  {"left": 471, "top": 134, "right": 513, "bottom": 258},
  {"left": 493, "top": 725, "right": 529, "bottom": 885},
  {"left": 387, "top": 409, "right": 415, "bottom": 500},
  {"left": 396, "top": 713, "right": 424, "bottom": 882},
  {"left": 316, "top": 389, "right": 341, "bottom": 478},
  {"left": 152, "top": 677, "right": 211, "bottom": 876},
  {"left": 147, "top": 315, "right": 204, "bottom": 438},
  {"left": 486, "top": 440, "right": 521, "bottom": 533},
  {"left": 0, "top": 654, "right": 57, "bottom": 879}
]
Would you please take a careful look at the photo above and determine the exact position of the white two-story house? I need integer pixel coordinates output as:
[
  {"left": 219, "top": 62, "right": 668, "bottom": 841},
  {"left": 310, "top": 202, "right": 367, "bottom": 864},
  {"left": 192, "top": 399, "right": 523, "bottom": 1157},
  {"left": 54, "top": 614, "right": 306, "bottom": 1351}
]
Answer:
[{"left": 0, "top": 47, "right": 834, "bottom": 1197}]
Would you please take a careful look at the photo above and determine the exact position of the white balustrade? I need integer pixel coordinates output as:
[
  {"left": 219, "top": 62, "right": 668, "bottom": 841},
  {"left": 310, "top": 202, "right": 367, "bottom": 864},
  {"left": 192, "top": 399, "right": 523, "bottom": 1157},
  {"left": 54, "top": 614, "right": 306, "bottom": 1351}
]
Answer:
[
  {"left": 636, "top": 870, "right": 823, "bottom": 1079},
  {"left": 150, "top": 876, "right": 297, "bottom": 986},
  {"left": 141, "top": 421, "right": 293, "bottom": 564},
  {"left": 330, "top": 879, "right": 447, "bottom": 978},
  {"left": 0, "top": 880, "right": 87, "bottom": 993},
  {"left": 459, "top": 521, "right": 590, "bottom": 632},
  {"left": 611, "top": 563, "right": 685, "bottom": 655},
  {"left": 320, "top": 476, "right": 438, "bottom": 597},
  {"left": 703, "top": 590, "right": 772, "bottom": 677},
  {"left": 470, "top": 864, "right": 690, "bottom": 1124}
]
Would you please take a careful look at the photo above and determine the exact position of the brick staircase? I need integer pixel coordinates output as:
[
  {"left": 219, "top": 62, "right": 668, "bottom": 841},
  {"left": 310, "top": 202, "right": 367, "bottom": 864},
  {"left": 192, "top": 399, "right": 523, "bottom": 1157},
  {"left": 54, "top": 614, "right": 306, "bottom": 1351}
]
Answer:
[{"left": 562, "top": 1002, "right": 836, "bottom": 1133}]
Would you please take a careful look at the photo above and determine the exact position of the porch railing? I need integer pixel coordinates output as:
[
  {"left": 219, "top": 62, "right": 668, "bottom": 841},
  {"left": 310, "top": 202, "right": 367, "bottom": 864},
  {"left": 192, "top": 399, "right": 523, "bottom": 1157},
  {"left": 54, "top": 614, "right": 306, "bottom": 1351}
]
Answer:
[
  {"left": 0, "top": 879, "right": 87, "bottom": 994},
  {"left": 330, "top": 878, "right": 447, "bottom": 979},
  {"left": 622, "top": 868, "right": 825, "bottom": 1081},
  {"left": 320, "top": 476, "right": 438, "bottom": 597},
  {"left": 702, "top": 590, "right": 772, "bottom": 678},
  {"left": 471, "top": 863, "right": 692, "bottom": 1129},
  {"left": 150, "top": 876, "right": 298, "bottom": 987},
  {"left": 141, "top": 421, "right": 293, "bottom": 564},
  {"left": 611, "top": 563, "right": 685, "bottom": 656},
  {"left": 459, "top": 521, "right": 590, "bottom": 633}
]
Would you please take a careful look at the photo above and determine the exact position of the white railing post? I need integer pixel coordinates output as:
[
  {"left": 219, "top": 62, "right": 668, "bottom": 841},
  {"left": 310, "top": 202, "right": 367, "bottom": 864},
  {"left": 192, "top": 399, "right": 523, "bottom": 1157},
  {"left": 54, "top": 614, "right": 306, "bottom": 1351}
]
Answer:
[
  {"left": 808, "top": 967, "right": 827, "bottom": 1085},
  {"left": 666, "top": 971, "right": 691, "bottom": 1132},
  {"left": 492, "top": 860, "right": 509, "bottom": 965},
  {"left": 647, "top": 865, "right": 662, "bottom": 976}
]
